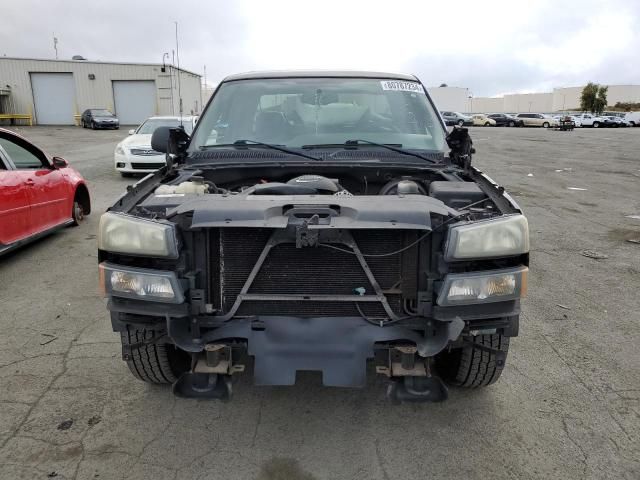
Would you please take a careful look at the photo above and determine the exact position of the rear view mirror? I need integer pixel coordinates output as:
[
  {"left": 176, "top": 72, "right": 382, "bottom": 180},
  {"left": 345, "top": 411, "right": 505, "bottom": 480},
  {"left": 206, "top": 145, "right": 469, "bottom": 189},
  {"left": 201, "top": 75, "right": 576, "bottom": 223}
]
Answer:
[
  {"left": 128, "top": 129, "right": 135, "bottom": 135},
  {"left": 52, "top": 157, "right": 68, "bottom": 169}
]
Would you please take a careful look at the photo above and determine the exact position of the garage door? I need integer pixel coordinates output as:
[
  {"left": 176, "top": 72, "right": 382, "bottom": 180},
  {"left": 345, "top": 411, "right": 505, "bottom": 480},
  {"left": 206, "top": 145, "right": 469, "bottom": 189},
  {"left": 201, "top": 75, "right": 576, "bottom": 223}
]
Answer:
[
  {"left": 112, "top": 80, "right": 156, "bottom": 125},
  {"left": 30, "top": 73, "right": 76, "bottom": 125}
]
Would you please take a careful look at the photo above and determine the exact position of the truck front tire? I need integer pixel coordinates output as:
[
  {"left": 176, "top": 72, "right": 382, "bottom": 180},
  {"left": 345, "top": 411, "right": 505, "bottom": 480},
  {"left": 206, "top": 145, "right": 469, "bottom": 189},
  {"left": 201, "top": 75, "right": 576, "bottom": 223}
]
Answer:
[
  {"left": 120, "top": 327, "right": 190, "bottom": 384},
  {"left": 436, "top": 333, "right": 510, "bottom": 387}
]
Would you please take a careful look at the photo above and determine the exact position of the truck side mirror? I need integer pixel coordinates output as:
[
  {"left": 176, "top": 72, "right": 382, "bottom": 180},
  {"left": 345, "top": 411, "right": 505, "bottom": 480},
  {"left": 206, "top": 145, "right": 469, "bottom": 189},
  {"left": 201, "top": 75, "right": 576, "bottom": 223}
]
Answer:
[{"left": 151, "top": 127, "right": 190, "bottom": 156}]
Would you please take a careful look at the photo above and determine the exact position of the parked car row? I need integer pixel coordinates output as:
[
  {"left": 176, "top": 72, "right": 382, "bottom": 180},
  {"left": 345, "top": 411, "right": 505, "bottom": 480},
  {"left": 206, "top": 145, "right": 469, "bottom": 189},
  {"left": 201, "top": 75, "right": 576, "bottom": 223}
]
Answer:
[
  {"left": 442, "top": 110, "right": 640, "bottom": 128},
  {"left": 440, "top": 111, "right": 473, "bottom": 126},
  {"left": 487, "top": 114, "right": 525, "bottom": 127},
  {"left": 441, "top": 111, "right": 557, "bottom": 128}
]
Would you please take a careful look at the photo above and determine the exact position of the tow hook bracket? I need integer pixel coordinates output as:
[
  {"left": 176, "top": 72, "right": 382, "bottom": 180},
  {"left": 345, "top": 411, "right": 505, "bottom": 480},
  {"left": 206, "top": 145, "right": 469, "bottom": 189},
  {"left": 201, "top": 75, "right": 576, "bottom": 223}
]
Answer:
[
  {"left": 194, "top": 343, "right": 245, "bottom": 375},
  {"left": 172, "top": 372, "right": 232, "bottom": 400},
  {"left": 376, "top": 345, "right": 427, "bottom": 377},
  {"left": 387, "top": 375, "right": 449, "bottom": 403},
  {"left": 171, "top": 343, "right": 244, "bottom": 399}
]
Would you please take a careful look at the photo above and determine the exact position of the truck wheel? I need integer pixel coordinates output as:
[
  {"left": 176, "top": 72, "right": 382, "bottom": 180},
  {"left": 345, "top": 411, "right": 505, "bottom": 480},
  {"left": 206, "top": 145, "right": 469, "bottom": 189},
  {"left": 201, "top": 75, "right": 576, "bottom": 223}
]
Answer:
[
  {"left": 436, "top": 333, "right": 510, "bottom": 387},
  {"left": 593, "top": 121, "right": 600, "bottom": 128},
  {"left": 457, "top": 120, "right": 464, "bottom": 126},
  {"left": 542, "top": 122, "right": 550, "bottom": 128},
  {"left": 120, "top": 327, "right": 191, "bottom": 384},
  {"left": 508, "top": 121, "right": 515, "bottom": 127}
]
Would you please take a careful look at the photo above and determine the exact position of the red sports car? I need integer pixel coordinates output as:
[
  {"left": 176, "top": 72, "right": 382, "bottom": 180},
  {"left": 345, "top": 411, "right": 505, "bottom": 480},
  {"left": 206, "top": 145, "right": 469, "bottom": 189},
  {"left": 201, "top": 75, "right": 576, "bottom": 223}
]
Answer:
[{"left": 0, "top": 128, "right": 90, "bottom": 255}]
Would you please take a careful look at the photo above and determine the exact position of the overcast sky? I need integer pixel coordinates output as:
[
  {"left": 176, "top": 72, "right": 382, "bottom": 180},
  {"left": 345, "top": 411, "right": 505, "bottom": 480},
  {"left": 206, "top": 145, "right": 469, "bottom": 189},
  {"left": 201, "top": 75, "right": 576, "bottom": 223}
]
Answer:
[{"left": 2, "top": 0, "right": 638, "bottom": 97}]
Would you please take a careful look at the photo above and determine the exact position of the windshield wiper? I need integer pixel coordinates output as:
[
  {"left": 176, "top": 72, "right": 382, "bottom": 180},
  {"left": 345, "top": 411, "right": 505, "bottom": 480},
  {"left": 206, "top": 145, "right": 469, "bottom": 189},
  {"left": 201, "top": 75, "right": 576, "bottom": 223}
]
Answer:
[
  {"left": 302, "top": 139, "right": 438, "bottom": 163},
  {"left": 200, "top": 139, "right": 321, "bottom": 162}
]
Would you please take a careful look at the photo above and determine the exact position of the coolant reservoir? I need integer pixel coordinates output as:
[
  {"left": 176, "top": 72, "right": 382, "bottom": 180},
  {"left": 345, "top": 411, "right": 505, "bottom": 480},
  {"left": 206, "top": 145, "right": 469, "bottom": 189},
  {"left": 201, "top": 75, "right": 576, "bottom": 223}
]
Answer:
[{"left": 155, "top": 179, "right": 208, "bottom": 195}]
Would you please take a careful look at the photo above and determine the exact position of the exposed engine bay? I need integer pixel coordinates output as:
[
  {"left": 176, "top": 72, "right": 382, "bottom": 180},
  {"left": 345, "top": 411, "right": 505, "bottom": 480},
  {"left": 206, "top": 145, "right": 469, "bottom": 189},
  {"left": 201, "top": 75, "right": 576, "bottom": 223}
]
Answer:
[{"left": 135, "top": 166, "right": 499, "bottom": 222}]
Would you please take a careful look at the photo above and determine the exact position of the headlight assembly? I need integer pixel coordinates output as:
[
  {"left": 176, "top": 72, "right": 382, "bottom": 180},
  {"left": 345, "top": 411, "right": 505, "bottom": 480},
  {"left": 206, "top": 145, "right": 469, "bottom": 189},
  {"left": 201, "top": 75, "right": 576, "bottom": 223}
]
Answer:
[
  {"left": 445, "top": 214, "right": 529, "bottom": 261},
  {"left": 437, "top": 266, "right": 528, "bottom": 306},
  {"left": 115, "top": 145, "right": 126, "bottom": 155},
  {"left": 98, "top": 212, "right": 179, "bottom": 258}
]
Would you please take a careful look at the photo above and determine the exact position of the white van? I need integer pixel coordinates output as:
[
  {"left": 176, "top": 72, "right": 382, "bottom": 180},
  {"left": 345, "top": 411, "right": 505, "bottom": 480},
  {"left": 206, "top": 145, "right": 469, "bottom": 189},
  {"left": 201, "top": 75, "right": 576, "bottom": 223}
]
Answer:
[{"left": 624, "top": 112, "right": 640, "bottom": 127}]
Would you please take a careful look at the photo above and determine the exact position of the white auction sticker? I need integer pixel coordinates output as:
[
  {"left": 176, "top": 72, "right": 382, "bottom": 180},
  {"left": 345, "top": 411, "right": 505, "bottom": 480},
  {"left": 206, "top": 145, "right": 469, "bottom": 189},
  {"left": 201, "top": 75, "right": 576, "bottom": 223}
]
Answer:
[{"left": 380, "top": 80, "right": 424, "bottom": 94}]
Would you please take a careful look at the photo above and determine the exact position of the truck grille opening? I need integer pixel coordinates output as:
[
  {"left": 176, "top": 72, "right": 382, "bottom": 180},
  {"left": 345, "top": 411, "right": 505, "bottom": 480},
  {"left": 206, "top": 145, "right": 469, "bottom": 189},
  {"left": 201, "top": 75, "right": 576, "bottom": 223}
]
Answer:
[{"left": 208, "top": 228, "right": 419, "bottom": 318}]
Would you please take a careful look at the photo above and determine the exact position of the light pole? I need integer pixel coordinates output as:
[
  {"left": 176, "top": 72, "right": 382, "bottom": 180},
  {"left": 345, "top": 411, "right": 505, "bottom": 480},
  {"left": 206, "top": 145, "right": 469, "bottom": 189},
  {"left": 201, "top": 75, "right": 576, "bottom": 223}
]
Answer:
[
  {"left": 202, "top": 64, "right": 206, "bottom": 113},
  {"left": 468, "top": 92, "right": 473, "bottom": 113},
  {"left": 528, "top": 101, "right": 533, "bottom": 112},
  {"left": 163, "top": 52, "right": 175, "bottom": 115},
  {"left": 174, "top": 21, "right": 183, "bottom": 119}
]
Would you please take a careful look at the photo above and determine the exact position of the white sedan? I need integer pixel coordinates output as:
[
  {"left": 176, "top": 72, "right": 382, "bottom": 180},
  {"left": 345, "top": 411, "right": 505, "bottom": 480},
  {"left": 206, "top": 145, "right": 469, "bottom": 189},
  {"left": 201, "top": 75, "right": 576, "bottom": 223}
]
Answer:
[{"left": 114, "top": 116, "right": 197, "bottom": 177}]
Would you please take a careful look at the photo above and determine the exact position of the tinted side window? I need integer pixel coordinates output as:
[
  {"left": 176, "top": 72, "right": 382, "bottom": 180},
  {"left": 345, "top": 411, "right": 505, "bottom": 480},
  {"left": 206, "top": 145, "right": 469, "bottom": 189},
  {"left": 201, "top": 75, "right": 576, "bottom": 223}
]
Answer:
[{"left": 0, "top": 137, "right": 45, "bottom": 169}]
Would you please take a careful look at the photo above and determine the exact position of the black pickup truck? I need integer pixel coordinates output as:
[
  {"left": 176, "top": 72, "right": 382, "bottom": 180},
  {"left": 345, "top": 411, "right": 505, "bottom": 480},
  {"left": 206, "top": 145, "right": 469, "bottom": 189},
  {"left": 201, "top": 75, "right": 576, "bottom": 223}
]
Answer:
[{"left": 98, "top": 71, "right": 529, "bottom": 403}]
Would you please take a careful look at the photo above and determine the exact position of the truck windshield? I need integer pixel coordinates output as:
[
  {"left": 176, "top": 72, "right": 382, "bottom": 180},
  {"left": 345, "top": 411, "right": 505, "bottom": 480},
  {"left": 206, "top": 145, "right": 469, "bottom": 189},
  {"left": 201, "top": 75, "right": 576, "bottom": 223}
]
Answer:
[{"left": 189, "top": 77, "right": 446, "bottom": 155}]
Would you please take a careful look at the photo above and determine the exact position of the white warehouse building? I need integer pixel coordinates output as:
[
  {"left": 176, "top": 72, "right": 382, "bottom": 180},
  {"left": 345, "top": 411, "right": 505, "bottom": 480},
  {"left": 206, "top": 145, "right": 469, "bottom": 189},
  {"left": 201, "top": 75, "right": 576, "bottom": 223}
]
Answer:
[{"left": 0, "top": 57, "right": 202, "bottom": 125}]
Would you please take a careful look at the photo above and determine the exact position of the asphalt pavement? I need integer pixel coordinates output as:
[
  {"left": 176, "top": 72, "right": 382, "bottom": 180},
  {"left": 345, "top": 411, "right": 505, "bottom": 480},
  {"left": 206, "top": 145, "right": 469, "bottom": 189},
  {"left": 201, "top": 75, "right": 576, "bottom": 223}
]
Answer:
[{"left": 0, "top": 125, "right": 638, "bottom": 479}]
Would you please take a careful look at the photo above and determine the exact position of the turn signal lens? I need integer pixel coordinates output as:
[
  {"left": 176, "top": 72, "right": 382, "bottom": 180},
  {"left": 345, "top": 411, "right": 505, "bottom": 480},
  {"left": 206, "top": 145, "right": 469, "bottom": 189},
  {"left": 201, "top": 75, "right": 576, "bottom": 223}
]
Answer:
[
  {"left": 437, "top": 267, "right": 528, "bottom": 306},
  {"left": 99, "top": 262, "right": 183, "bottom": 303}
]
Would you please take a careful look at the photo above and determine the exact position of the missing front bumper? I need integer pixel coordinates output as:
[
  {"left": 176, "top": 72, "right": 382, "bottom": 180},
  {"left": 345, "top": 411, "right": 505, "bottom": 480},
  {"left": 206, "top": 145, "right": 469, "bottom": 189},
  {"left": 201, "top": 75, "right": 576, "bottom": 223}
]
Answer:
[{"left": 167, "top": 315, "right": 464, "bottom": 388}]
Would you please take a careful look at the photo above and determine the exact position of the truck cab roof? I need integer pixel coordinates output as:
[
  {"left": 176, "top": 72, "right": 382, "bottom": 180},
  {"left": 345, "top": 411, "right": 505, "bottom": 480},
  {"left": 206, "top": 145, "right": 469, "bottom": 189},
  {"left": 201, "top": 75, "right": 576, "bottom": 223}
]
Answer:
[{"left": 222, "top": 70, "right": 418, "bottom": 82}]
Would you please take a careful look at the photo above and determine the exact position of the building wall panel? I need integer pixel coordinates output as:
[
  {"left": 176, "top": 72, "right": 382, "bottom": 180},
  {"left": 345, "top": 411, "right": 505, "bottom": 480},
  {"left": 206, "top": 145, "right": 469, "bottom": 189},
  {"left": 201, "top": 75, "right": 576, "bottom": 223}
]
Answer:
[
  {"left": 0, "top": 58, "right": 202, "bottom": 124},
  {"left": 469, "top": 97, "right": 503, "bottom": 113},
  {"left": 426, "top": 86, "right": 470, "bottom": 113}
]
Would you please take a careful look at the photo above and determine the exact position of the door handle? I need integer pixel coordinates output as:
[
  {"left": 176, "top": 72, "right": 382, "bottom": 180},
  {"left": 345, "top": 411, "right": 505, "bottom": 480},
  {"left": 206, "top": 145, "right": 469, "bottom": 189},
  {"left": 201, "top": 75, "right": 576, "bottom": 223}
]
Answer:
[{"left": 26, "top": 178, "right": 35, "bottom": 186}]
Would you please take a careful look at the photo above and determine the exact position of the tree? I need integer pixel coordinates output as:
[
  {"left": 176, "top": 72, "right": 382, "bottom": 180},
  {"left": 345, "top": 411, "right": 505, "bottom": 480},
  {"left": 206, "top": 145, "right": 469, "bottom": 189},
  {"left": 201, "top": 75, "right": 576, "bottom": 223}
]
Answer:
[
  {"left": 580, "top": 82, "right": 608, "bottom": 114},
  {"left": 439, "top": 83, "right": 448, "bottom": 87},
  {"left": 613, "top": 101, "right": 640, "bottom": 112}
]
